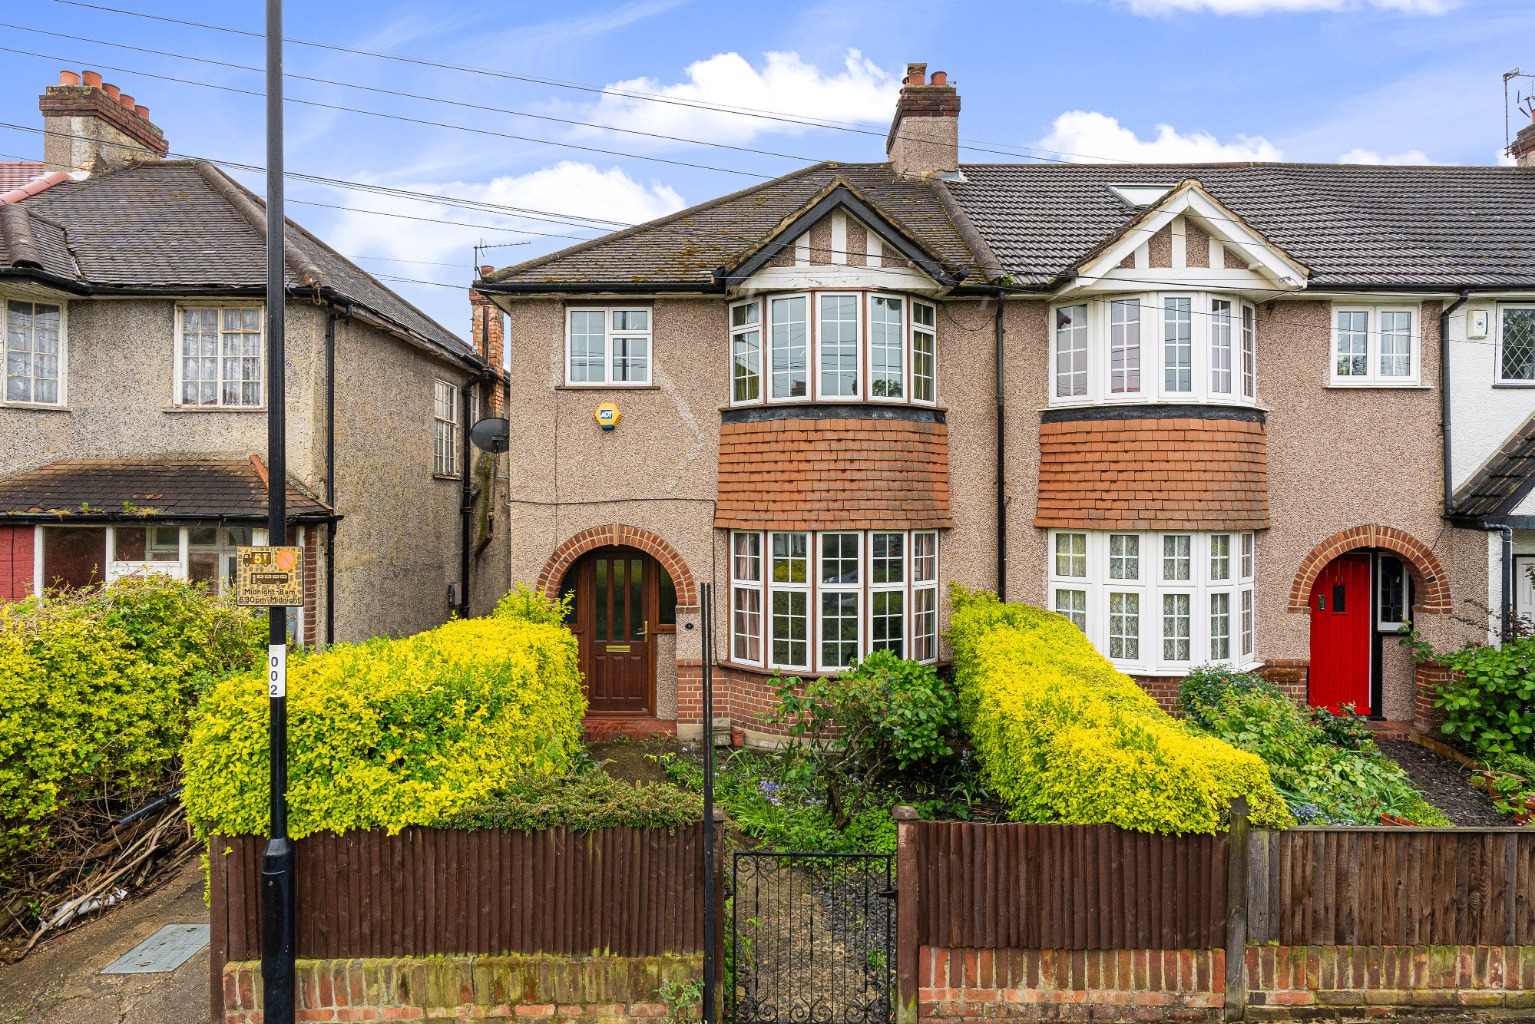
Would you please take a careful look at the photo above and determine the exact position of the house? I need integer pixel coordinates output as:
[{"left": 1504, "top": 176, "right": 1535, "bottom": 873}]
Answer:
[
  {"left": 0, "top": 70, "right": 509, "bottom": 643},
  {"left": 476, "top": 63, "right": 1531, "bottom": 744}
]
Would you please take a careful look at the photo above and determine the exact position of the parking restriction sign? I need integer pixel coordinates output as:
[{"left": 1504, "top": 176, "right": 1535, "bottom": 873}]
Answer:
[{"left": 236, "top": 546, "right": 304, "bottom": 607}]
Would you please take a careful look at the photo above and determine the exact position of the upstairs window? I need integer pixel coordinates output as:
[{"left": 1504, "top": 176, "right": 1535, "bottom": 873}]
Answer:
[
  {"left": 1498, "top": 306, "right": 1535, "bottom": 384},
  {"left": 770, "top": 295, "right": 809, "bottom": 399},
  {"left": 869, "top": 296, "right": 904, "bottom": 399},
  {"left": 1210, "top": 299, "right": 1233, "bottom": 395},
  {"left": 912, "top": 301, "right": 937, "bottom": 403},
  {"left": 565, "top": 307, "right": 650, "bottom": 386},
  {"left": 4, "top": 299, "right": 64, "bottom": 406},
  {"left": 731, "top": 302, "right": 762, "bottom": 402},
  {"left": 177, "top": 305, "right": 262, "bottom": 408},
  {"left": 1109, "top": 299, "right": 1141, "bottom": 394},
  {"left": 817, "top": 293, "right": 860, "bottom": 398},
  {"left": 1054, "top": 304, "right": 1088, "bottom": 398},
  {"left": 1163, "top": 297, "right": 1192, "bottom": 393},
  {"left": 433, "top": 379, "right": 459, "bottom": 476},
  {"left": 1330, "top": 305, "right": 1419, "bottom": 386}
]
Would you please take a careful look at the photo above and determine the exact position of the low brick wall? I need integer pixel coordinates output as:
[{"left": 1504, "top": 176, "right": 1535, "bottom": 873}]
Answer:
[
  {"left": 920, "top": 945, "right": 1535, "bottom": 1021},
  {"left": 222, "top": 953, "right": 701, "bottom": 1023}
]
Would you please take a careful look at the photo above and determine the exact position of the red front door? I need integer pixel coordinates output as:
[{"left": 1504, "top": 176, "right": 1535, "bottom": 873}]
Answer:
[{"left": 1308, "top": 552, "right": 1372, "bottom": 715}]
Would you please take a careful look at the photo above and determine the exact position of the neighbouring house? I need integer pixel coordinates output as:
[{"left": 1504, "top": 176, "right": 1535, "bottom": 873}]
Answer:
[
  {"left": 477, "top": 62, "right": 1531, "bottom": 744},
  {"left": 0, "top": 70, "right": 509, "bottom": 643}
]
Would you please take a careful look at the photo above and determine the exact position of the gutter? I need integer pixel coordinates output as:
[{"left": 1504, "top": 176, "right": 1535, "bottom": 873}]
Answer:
[{"left": 474, "top": 279, "right": 726, "bottom": 296}]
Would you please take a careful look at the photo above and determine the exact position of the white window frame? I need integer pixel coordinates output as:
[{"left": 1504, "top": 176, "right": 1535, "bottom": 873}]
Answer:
[
  {"left": 1496, "top": 305, "right": 1535, "bottom": 385},
  {"left": 868, "top": 531, "right": 908, "bottom": 658},
  {"left": 433, "top": 379, "right": 460, "bottom": 477},
  {"left": 767, "top": 530, "right": 810, "bottom": 671},
  {"left": 3, "top": 297, "right": 68, "bottom": 407},
  {"left": 1053, "top": 303, "right": 1090, "bottom": 400},
  {"left": 37, "top": 523, "right": 269, "bottom": 596},
  {"left": 173, "top": 303, "right": 265, "bottom": 409},
  {"left": 815, "top": 292, "right": 862, "bottom": 401},
  {"left": 1210, "top": 298, "right": 1234, "bottom": 396},
  {"left": 816, "top": 531, "right": 862, "bottom": 672},
  {"left": 1329, "top": 304, "right": 1421, "bottom": 387},
  {"left": 730, "top": 300, "right": 764, "bottom": 405},
  {"left": 1376, "top": 552, "right": 1411, "bottom": 631},
  {"left": 767, "top": 293, "right": 811, "bottom": 402},
  {"left": 912, "top": 530, "right": 939, "bottom": 662},
  {"left": 866, "top": 294, "right": 906, "bottom": 403},
  {"left": 730, "top": 531, "right": 765, "bottom": 667},
  {"left": 1108, "top": 298, "right": 1143, "bottom": 398},
  {"left": 1161, "top": 296, "right": 1194, "bottom": 397},
  {"left": 911, "top": 300, "right": 937, "bottom": 406},
  {"left": 562, "top": 306, "right": 652, "bottom": 387}
]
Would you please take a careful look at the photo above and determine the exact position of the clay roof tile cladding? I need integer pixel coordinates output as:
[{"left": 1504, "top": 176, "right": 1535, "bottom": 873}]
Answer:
[
  {"left": 1451, "top": 410, "right": 1535, "bottom": 518},
  {"left": 0, "top": 162, "right": 49, "bottom": 192},
  {"left": 0, "top": 459, "right": 332, "bottom": 520}
]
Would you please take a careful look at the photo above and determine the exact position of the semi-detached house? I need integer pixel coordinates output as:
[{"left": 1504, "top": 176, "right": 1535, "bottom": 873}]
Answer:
[
  {"left": 475, "top": 63, "right": 1533, "bottom": 744},
  {"left": 0, "top": 71, "right": 509, "bottom": 642}
]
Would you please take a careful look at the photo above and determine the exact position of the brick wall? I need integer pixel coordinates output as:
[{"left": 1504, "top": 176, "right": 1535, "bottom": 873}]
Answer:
[
  {"left": 1035, "top": 415, "right": 1268, "bottom": 531},
  {"left": 715, "top": 418, "right": 953, "bottom": 531},
  {"left": 0, "top": 525, "right": 34, "bottom": 602},
  {"left": 1128, "top": 675, "right": 1182, "bottom": 714},
  {"left": 1256, "top": 660, "right": 1309, "bottom": 707},
  {"left": 222, "top": 953, "right": 701, "bottom": 1024},
  {"left": 677, "top": 661, "right": 799, "bottom": 742},
  {"left": 1413, "top": 660, "right": 1451, "bottom": 736},
  {"left": 919, "top": 945, "right": 1535, "bottom": 1022}
]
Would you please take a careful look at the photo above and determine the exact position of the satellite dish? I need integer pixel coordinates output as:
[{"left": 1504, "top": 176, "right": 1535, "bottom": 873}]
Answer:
[{"left": 469, "top": 416, "right": 510, "bottom": 454}]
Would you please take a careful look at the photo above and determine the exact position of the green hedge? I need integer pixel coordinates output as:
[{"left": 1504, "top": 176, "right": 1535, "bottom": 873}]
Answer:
[
  {"left": 0, "top": 577, "right": 264, "bottom": 872},
  {"left": 446, "top": 763, "right": 701, "bottom": 832},
  {"left": 948, "top": 589, "right": 1291, "bottom": 833},
  {"left": 183, "top": 599, "right": 586, "bottom": 839}
]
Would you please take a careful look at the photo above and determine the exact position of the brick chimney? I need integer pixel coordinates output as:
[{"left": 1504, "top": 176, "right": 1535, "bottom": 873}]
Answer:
[
  {"left": 1512, "top": 111, "right": 1535, "bottom": 167},
  {"left": 886, "top": 63, "right": 960, "bottom": 179},
  {"left": 470, "top": 269, "right": 507, "bottom": 415},
  {"left": 39, "top": 69, "right": 168, "bottom": 173}
]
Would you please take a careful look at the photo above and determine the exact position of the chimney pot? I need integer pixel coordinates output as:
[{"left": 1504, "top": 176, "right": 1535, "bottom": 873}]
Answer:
[
  {"left": 480, "top": 264, "right": 494, "bottom": 277},
  {"left": 135, "top": 105, "right": 149, "bottom": 119},
  {"left": 119, "top": 94, "right": 135, "bottom": 110},
  {"left": 104, "top": 83, "right": 120, "bottom": 99},
  {"left": 904, "top": 62, "right": 927, "bottom": 87},
  {"left": 930, "top": 71, "right": 948, "bottom": 86},
  {"left": 83, "top": 70, "right": 102, "bottom": 88},
  {"left": 59, "top": 70, "right": 81, "bottom": 86}
]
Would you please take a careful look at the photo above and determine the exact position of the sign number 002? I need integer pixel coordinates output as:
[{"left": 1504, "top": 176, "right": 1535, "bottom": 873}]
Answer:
[{"left": 268, "top": 644, "right": 287, "bottom": 698}]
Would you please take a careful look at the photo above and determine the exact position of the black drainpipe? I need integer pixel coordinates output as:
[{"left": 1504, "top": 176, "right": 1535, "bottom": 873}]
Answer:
[
  {"left": 458, "top": 365, "right": 492, "bottom": 619},
  {"left": 1440, "top": 289, "right": 1471, "bottom": 516},
  {"left": 994, "top": 288, "right": 1007, "bottom": 601},
  {"left": 323, "top": 305, "right": 352, "bottom": 647}
]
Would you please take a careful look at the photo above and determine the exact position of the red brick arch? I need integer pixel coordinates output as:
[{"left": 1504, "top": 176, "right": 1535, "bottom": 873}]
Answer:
[
  {"left": 1288, "top": 525, "right": 1451, "bottom": 615},
  {"left": 537, "top": 524, "right": 697, "bottom": 608}
]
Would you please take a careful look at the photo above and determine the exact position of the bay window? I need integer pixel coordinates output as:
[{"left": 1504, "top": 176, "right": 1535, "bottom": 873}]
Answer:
[
  {"left": 1329, "top": 305, "right": 1420, "bottom": 386},
  {"left": 1049, "top": 293, "right": 1259, "bottom": 407},
  {"left": 770, "top": 295, "right": 809, "bottom": 399},
  {"left": 1049, "top": 529, "right": 1258, "bottom": 672},
  {"left": 730, "top": 528, "right": 939, "bottom": 671},
  {"left": 564, "top": 307, "right": 651, "bottom": 386},
  {"left": 869, "top": 296, "right": 904, "bottom": 399}
]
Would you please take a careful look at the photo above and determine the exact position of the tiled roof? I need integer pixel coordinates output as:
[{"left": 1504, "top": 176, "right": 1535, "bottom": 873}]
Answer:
[
  {"left": 0, "top": 161, "right": 473, "bottom": 364},
  {"left": 1452, "top": 411, "right": 1535, "bottom": 518},
  {"left": 0, "top": 458, "right": 333, "bottom": 520},
  {"left": 0, "top": 162, "right": 47, "bottom": 192},
  {"left": 945, "top": 162, "right": 1535, "bottom": 288},
  {"left": 485, "top": 162, "right": 985, "bottom": 287}
]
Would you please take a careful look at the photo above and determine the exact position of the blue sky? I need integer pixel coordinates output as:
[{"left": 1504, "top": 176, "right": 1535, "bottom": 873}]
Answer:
[{"left": 2, "top": 0, "right": 1533, "bottom": 335}]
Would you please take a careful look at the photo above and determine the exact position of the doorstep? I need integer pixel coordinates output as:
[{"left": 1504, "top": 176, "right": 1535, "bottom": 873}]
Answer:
[
  {"left": 582, "top": 717, "right": 677, "bottom": 741},
  {"left": 1365, "top": 720, "right": 1414, "bottom": 740}
]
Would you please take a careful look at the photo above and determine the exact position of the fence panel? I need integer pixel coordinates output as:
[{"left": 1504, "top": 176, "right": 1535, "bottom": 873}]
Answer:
[
  {"left": 1248, "top": 828, "right": 1535, "bottom": 947},
  {"left": 912, "top": 821, "right": 1228, "bottom": 951},
  {"left": 212, "top": 824, "right": 710, "bottom": 962}
]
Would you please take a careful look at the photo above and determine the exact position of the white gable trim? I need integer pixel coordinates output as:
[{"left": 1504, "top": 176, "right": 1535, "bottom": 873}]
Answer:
[{"left": 1060, "top": 181, "right": 1308, "bottom": 297}]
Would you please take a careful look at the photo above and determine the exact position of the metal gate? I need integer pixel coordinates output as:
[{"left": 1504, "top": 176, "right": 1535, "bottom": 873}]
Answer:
[{"left": 727, "top": 851, "right": 895, "bottom": 1024}]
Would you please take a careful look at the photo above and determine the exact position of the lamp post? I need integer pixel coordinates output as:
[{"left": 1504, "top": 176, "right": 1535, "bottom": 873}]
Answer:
[{"left": 260, "top": 0, "right": 296, "bottom": 1021}]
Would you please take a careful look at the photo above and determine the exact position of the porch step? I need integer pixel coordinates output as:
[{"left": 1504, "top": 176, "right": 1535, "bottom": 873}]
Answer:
[
  {"left": 1365, "top": 720, "right": 1414, "bottom": 740},
  {"left": 582, "top": 717, "right": 677, "bottom": 742}
]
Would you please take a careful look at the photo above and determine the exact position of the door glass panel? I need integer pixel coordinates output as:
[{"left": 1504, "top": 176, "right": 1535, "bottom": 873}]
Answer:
[
  {"left": 630, "top": 559, "right": 644, "bottom": 640},
  {"left": 613, "top": 559, "right": 627, "bottom": 641},
  {"left": 594, "top": 558, "right": 609, "bottom": 641},
  {"left": 1332, "top": 584, "right": 1346, "bottom": 613},
  {"left": 658, "top": 568, "right": 676, "bottom": 625}
]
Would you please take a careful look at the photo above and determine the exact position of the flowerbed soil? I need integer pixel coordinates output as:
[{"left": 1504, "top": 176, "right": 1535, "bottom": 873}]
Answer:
[
  {"left": 1375, "top": 739, "right": 1506, "bottom": 827},
  {"left": 586, "top": 739, "right": 676, "bottom": 786}
]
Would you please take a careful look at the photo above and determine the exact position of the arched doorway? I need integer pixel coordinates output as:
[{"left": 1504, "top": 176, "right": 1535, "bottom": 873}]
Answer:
[
  {"left": 559, "top": 546, "right": 677, "bottom": 716},
  {"left": 1307, "top": 549, "right": 1415, "bottom": 716}
]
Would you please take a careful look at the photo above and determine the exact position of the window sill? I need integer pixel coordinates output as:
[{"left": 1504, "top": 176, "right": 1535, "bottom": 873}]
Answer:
[
  {"left": 163, "top": 405, "right": 268, "bottom": 413},
  {"left": 1323, "top": 383, "right": 1430, "bottom": 390},
  {"left": 1493, "top": 381, "right": 1535, "bottom": 388},
  {"left": 556, "top": 384, "right": 658, "bottom": 391},
  {"left": 1, "top": 403, "right": 71, "bottom": 413},
  {"left": 433, "top": 473, "right": 462, "bottom": 481}
]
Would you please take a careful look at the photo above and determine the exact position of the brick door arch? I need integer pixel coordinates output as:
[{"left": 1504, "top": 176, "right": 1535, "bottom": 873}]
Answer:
[
  {"left": 537, "top": 524, "right": 697, "bottom": 608},
  {"left": 1288, "top": 525, "right": 1451, "bottom": 615}
]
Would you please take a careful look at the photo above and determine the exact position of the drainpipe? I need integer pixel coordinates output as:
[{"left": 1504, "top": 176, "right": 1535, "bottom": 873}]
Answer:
[
  {"left": 1440, "top": 289, "right": 1471, "bottom": 516},
  {"left": 323, "top": 306, "right": 351, "bottom": 647},
  {"left": 459, "top": 366, "right": 492, "bottom": 619},
  {"left": 1501, "top": 523, "right": 1515, "bottom": 643},
  {"left": 994, "top": 289, "right": 1007, "bottom": 601}
]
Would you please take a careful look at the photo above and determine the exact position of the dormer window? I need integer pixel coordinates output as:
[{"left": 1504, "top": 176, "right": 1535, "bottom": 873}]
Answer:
[
  {"left": 731, "top": 291, "right": 937, "bottom": 407},
  {"left": 1051, "top": 292, "right": 1257, "bottom": 407}
]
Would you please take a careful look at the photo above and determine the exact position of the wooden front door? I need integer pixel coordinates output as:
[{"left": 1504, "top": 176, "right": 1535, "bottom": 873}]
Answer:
[
  {"left": 574, "top": 547, "right": 655, "bottom": 715},
  {"left": 1308, "top": 552, "right": 1373, "bottom": 715}
]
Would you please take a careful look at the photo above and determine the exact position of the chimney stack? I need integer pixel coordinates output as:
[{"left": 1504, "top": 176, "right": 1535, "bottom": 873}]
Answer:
[
  {"left": 470, "top": 279, "right": 507, "bottom": 413},
  {"left": 1512, "top": 111, "right": 1535, "bottom": 168},
  {"left": 39, "top": 69, "right": 169, "bottom": 173},
  {"left": 886, "top": 62, "right": 960, "bottom": 179}
]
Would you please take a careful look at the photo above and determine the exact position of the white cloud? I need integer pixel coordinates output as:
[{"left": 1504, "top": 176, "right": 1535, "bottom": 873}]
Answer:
[
  {"left": 1337, "top": 147, "right": 1438, "bottom": 164},
  {"left": 1036, "top": 111, "right": 1283, "bottom": 163},
  {"left": 1119, "top": 0, "right": 1456, "bottom": 14},
  {"left": 579, "top": 49, "right": 900, "bottom": 145}
]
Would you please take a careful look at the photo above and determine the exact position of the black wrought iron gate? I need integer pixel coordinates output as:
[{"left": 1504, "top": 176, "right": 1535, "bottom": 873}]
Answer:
[{"left": 727, "top": 851, "right": 895, "bottom": 1024}]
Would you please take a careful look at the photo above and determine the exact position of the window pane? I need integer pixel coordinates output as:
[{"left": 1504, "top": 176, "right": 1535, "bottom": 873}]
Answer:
[
  {"left": 1054, "top": 588, "right": 1087, "bottom": 632},
  {"left": 1055, "top": 304, "right": 1088, "bottom": 398},
  {"left": 612, "top": 309, "right": 649, "bottom": 332},
  {"left": 871, "top": 589, "right": 904, "bottom": 657},
  {"left": 771, "top": 589, "right": 808, "bottom": 667},
  {"left": 42, "top": 526, "right": 106, "bottom": 591},
  {"left": 1055, "top": 532, "right": 1087, "bottom": 578},
  {"left": 913, "top": 302, "right": 936, "bottom": 403},
  {"left": 732, "top": 532, "right": 761, "bottom": 582},
  {"left": 1108, "top": 592, "right": 1139, "bottom": 660},
  {"left": 1335, "top": 310, "right": 1368, "bottom": 377},
  {"left": 732, "top": 302, "right": 760, "bottom": 329},
  {"left": 913, "top": 586, "right": 938, "bottom": 661},
  {"left": 732, "top": 304, "right": 761, "bottom": 403},
  {"left": 1162, "top": 593, "right": 1191, "bottom": 661},
  {"left": 1210, "top": 592, "right": 1231, "bottom": 660},
  {"left": 871, "top": 532, "right": 904, "bottom": 584},
  {"left": 1110, "top": 299, "right": 1140, "bottom": 393},
  {"left": 818, "top": 294, "right": 859, "bottom": 398},
  {"left": 770, "top": 296, "right": 808, "bottom": 398},
  {"left": 913, "top": 532, "right": 937, "bottom": 583},
  {"left": 770, "top": 532, "right": 807, "bottom": 584},
  {"left": 869, "top": 296, "right": 903, "bottom": 398},
  {"left": 1210, "top": 299, "right": 1232, "bottom": 394},
  {"left": 1502, "top": 308, "right": 1535, "bottom": 381},
  {"left": 733, "top": 587, "right": 762, "bottom": 663},
  {"left": 1162, "top": 535, "right": 1191, "bottom": 582},
  {"left": 1241, "top": 589, "right": 1254, "bottom": 656},
  {"left": 612, "top": 336, "right": 649, "bottom": 383},
  {"left": 820, "top": 533, "right": 858, "bottom": 585},
  {"left": 1242, "top": 306, "right": 1256, "bottom": 398},
  {"left": 1210, "top": 535, "right": 1232, "bottom": 581},
  {"left": 658, "top": 568, "right": 677, "bottom": 625},
  {"left": 1109, "top": 534, "right": 1139, "bottom": 580},
  {"left": 820, "top": 592, "right": 858, "bottom": 668},
  {"left": 1164, "top": 297, "right": 1192, "bottom": 392},
  {"left": 569, "top": 310, "right": 606, "bottom": 383},
  {"left": 113, "top": 526, "right": 148, "bottom": 561},
  {"left": 1379, "top": 311, "right": 1411, "bottom": 377},
  {"left": 1379, "top": 555, "right": 1407, "bottom": 623}
]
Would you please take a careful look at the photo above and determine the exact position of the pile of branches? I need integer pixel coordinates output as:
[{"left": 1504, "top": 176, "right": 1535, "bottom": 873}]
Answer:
[{"left": 0, "top": 773, "right": 195, "bottom": 962}]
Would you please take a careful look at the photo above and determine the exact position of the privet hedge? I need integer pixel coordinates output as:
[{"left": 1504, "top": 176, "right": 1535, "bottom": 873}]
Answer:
[
  {"left": 183, "top": 599, "right": 586, "bottom": 839},
  {"left": 949, "top": 589, "right": 1291, "bottom": 833},
  {"left": 0, "top": 576, "right": 264, "bottom": 871}
]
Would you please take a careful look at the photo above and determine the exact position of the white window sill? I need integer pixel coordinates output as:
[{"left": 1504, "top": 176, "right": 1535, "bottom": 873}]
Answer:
[
  {"left": 433, "top": 473, "right": 462, "bottom": 481},
  {"left": 1, "top": 403, "right": 71, "bottom": 413},
  {"left": 556, "top": 383, "right": 656, "bottom": 391},
  {"left": 1324, "top": 382, "right": 1430, "bottom": 390},
  {"left": 163, "top": 405, "right": 268, "bottom": 413},
  {"left": 1493, "top": 381, "right": 1535, "bottom": 388}
]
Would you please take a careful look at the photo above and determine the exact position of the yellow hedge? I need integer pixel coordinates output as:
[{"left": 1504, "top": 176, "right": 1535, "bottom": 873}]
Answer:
[
  {"left": 182, "top": 605, "right": 586, "bottom": 839},
  {"left": 949, "top": 589, "right": 1291, "bottom": 833}
]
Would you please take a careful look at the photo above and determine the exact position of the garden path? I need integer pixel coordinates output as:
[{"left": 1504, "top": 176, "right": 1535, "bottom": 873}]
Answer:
[{"left": 1377, "top": 739, "right": 1506, "bottom": 827}]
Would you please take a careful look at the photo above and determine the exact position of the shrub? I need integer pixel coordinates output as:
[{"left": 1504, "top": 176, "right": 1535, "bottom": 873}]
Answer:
[
  {"left": 1425, "top": 637, "right": 1535, "bottom": 761},
  {"left": 0, "top": 577, "right": 264, "bottom": 870},
  {"left": 948, "top": 588, "right": 1291, "bottom": 833},
  {"left": 183, "top": 607, "right": 586, "bottom": 839},
  {"left": 446, "top": 761, "right": 700, "bottom": 832}
]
